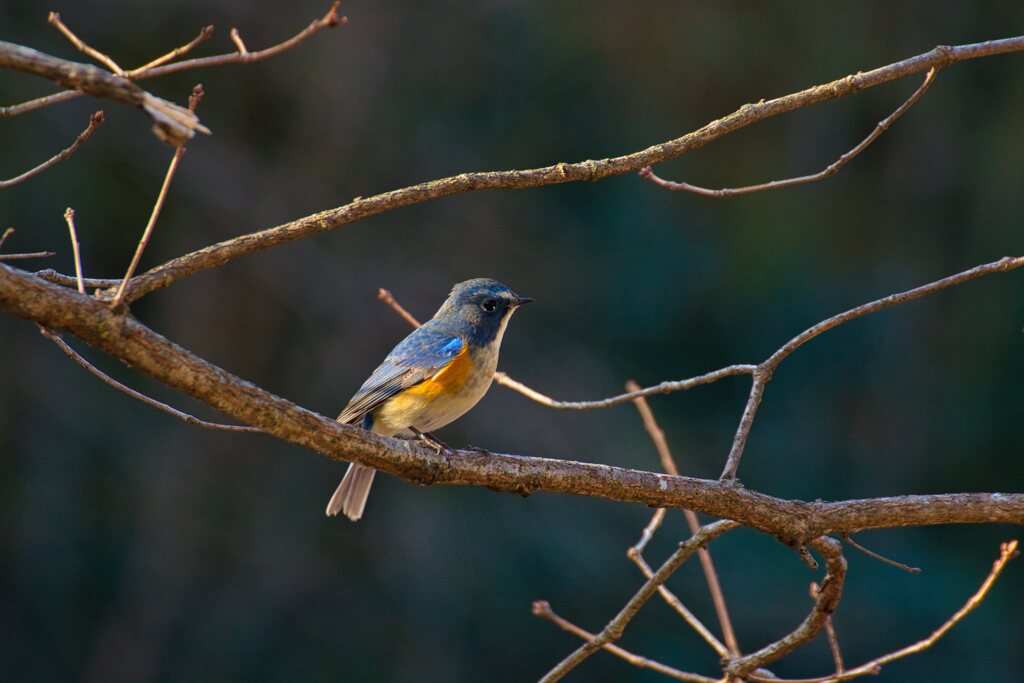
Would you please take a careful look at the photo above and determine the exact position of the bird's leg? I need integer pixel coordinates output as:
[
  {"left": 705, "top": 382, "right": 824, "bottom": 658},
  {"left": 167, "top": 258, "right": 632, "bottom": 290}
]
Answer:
[{"left": 409, "top": 426, "right": 451, "bottom": 455}]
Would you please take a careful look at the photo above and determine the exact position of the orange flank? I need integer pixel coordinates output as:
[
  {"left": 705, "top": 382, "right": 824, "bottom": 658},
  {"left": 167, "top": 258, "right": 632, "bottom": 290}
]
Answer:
[
  {"left": 375, "top": 339, "right": 491, "bottom": 434},
  {"left": 399, "top": 342, "right": 472, "bottom": 402}
]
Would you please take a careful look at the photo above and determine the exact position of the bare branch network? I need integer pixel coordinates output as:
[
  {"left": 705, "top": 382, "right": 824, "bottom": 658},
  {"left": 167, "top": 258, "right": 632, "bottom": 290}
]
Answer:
[{"left": 1, "top": 6, "right": 1022, "bottom": 681}]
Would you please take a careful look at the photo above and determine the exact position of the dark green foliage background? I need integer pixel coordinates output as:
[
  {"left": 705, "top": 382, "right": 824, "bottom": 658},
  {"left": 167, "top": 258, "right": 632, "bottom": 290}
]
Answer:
[{"left": 1, "top": 2, "right": 1022, "bottom": 681}]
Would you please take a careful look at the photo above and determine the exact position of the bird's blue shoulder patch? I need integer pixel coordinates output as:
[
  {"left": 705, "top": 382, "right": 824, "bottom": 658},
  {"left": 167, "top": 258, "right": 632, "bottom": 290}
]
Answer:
[{"left": 439, "top": 337, "right": 463, "bottom": 358}]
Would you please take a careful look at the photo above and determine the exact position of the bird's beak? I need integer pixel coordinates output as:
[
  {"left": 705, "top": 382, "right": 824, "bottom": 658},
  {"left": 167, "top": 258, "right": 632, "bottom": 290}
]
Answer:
[{"left": 512, "top": 296, "right": 534, "bottom": 307}]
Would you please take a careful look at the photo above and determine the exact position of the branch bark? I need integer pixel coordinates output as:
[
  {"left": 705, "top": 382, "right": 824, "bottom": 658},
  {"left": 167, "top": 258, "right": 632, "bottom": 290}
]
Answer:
[
  {"left": 115, "top": 36, "right": 1024, "bottom": 301},
  {"left": 1, "top": 261, "right": 1021, "bottom": 543}
]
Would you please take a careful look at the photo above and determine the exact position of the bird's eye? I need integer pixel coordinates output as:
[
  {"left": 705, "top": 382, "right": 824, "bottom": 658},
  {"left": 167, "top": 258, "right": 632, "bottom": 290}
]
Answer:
[{"left": 481, "top": 298, "right": 498, "bottom": 312}]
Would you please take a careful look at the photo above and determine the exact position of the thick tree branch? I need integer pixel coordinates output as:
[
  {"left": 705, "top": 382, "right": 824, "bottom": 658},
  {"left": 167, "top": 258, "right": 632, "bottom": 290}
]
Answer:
[
  {"left": 1, "top": 262, "right": 1021, "bottom": 542},
  {"left": 116, "top": 36, "right": 1024, "bottom": 301}
]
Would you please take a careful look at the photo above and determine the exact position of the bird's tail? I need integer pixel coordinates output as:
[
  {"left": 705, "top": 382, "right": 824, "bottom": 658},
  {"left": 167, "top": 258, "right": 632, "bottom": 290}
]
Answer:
[{"left": 325, "top": 463, "right": 377, "bottom": 521}]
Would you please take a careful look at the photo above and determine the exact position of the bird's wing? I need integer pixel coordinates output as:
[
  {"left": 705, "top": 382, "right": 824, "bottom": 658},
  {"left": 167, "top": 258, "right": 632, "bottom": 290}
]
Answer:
[{"left": 337, "top": 329, "right": 464, "bottom": 425}]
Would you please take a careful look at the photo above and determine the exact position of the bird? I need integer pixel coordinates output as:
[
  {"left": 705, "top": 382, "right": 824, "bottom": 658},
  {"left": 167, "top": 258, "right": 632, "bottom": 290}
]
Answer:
[{"left": 326, "top": 278, "right": 532, "bottom": 521}]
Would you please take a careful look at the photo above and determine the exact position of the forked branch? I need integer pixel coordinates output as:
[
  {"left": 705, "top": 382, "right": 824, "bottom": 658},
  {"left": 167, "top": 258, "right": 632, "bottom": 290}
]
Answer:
[
  {"left": 748, "top": 540, "right": 1019, "bottom": 683},
  {"left": 0, "top": 40, "right": 208, "bottom": 145},
  {"left": 639, "top": 68, "right": 938, "bottom": 197},
  {"left": 115, "top": 36, "right": 1024, "bottom": 302},
  {"left": 532, "top": 600, "right": 719, "bottom": 683},
  {"left": 719, "top": 254, "right": 1024, "bottom": 480},
  {"left": 0, "top": 2, "right": 344, "bottom": 142},
  {"left": 539, "top": 520, "right": 741, "bottom": 683}
]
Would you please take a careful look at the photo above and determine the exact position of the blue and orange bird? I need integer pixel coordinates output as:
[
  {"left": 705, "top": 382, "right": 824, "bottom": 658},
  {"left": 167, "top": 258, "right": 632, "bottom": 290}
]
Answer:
[{"left": 326, "top": 278, "right": 532, "bottom": 521}]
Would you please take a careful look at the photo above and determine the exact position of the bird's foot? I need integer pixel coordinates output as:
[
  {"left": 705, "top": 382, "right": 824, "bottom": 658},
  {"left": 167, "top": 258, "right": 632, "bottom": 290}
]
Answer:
[{"left": 410, "top": 427, "right": 451, "bottom": 456}]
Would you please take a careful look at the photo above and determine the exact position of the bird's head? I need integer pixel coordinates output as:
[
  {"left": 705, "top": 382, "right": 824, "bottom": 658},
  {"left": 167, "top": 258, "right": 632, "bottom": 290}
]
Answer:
[{"left": 434, "top": 278, "right": 532, "bottom": 346}]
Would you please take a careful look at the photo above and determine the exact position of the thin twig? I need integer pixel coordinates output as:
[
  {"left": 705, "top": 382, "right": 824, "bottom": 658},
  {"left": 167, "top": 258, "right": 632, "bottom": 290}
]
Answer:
[
  {"left": 628, "top": 380, "right": 741, "bottom": 657},
  {"left": 719, "top": 255, "right": 1024, "bottom": 481},
  {"left": 626, "top": 545, "right": 730, "bottom": 658},
  {"left": 811, "top": 581, "right": 845, "bottom": 675},
  {"left": 128, "top": 25, "right": 215, "bottom": 75},
  {"left": 48, "top": 11, "right": 125, "bottom": 75},
  {"left": 539, "top": 520, "right": 740, "bottom": 683},
  {"left": 628, "top": 383, "right": 681, "bottom": 478},
  {"left": 495, "top": 366, "right": 757, "bottom": 410},
  {"left": 0, "top": 226, "right": 54, "bottom": 262},
  {"left": 63, "top": 208, "right": 85, "bottom": 294},
  {"left": 377, "top": 287, "right": 421, "bottom": 327},
  {"left": 750, "top": 540, "right": 1019, "bottom": 683},
  {"left": 136, "top": 2, "right": 345, "bottom": 79},
  {"left": 771, "top": 258, "right": 1024, "bottom": 368},
  {"left": 0, "top": 90, "right": 80, "bottom": 119},
  {"left": 0, "top": 251, "right": 56, "bottom": 261},
  {"left": 187, "top": 86, "right": 204, "bottom": 112},
  {"left": 229, "top": 28, "right": 249, "bottom": 55},
  {"left": 111, "top": 148, "right": 185, "bottom": 306},
  {"left": 727, "top": 537, "right": 847, "bottom": 678},
  {"left": 720, "top": 370, "right": 768, "bottom": 480},
  {"left": 842, "top": 533, "right": 921, "bottom": 574},
  {"left": 35, "top": 269, "right": 122, "bottom": 289},
  {"left": 111, "top": 86, "right": 203, "bottom": 307},
  {"left": 0, "top": 227, "right": 54, "bottom": 265},
  {"left": 377, "top": 287, "right": 756, "bottom": 409},
  {"left": 532, "top": 600, "right": 721, "bottom": 683},
  {"left": 0, "top": 111, "right": 104, "bottom": 189},
  {"left": 630, "top": 507, "right": 666, "bottom": 556},
  {"left": 795, "top": 544, "right": 820, "bottom": 570},
  {"left": 640, "top": 68, "right": 938, "bottom": 197},
  {"left": 40, "top": 327, "right": 263, "bottom": 434}
]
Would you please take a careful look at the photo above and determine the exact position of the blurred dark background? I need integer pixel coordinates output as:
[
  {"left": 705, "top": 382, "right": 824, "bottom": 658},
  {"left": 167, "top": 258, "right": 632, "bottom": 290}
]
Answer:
[{"left": 2, "top": 1, "right": 1022, "bottom": 681}]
